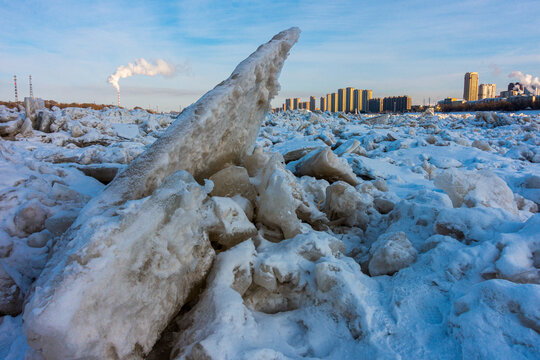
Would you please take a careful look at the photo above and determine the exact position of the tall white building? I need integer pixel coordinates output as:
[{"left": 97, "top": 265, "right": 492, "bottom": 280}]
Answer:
[{"left": 478, "top": 83, "right": 496, "bottom": 99}]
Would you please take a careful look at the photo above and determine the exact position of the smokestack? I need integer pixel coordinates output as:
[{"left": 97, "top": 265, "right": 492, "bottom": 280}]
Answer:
[
  {"left": 108, "top": 58, "right": 178, "bottom": 105},
  {"left": 29, "top": 75, "right": 34, "bottom": 98},
  {"left": 14, "top": 75, "right": 19, "bottom": 103}
]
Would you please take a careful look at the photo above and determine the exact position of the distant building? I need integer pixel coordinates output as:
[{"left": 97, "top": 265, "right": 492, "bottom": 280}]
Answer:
[
  {"left": 362, "top": 90, "right": 373, "bottom": 112},
  {"left": 293, "top": 98, "right": 300, "bottom": 110},
  {"left": 368, "top": 98, "right": 383, "bottom": 113},
  {"left": 478, "top": 83, "right": 496, "bottom": 99},
  {"left": 353, "top": 89, "right": 362, "bottom": 113},
  {"left": 326, "top": 94, "right": 331, "bottom": 112},
  {"left": 464, "top": 72, "right": 479, "bottom": 101},
  {"left": 331, "top": 93, "right": 338, "bottom": 112},
  {"left": 508, "top": 82, "right": 524, "bottom": 92},
  {"left": 309, "top": 96, "right": 316, "bottom": 111},
  {"left": 320, "top": 96, "right": 327, "bottom": 112},
  {"left": 500, "top": 90, "right": 520, "bottom": 98},
  {"left": 345, "top": 87, "right": 355, "bottom": 113},
  {"left": 337, "top": 88, "right": 345, "bottom": 112},
  {"left": 439, "top": 97, "right": 465, "bottom": 105},
  {"left": 382, "top": 95, "right": 411, "bottom": 112},
  {"left": 285, "top": 98, "right": 292, "bottom": 111}
]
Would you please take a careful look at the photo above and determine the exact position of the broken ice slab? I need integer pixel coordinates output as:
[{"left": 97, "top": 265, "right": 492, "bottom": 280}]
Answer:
[{"left": 23, "top": 27, "right": 301, "bottom": 359}]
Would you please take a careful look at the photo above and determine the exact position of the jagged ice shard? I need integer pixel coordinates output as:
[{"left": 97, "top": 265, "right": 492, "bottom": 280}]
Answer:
[{"left": 23, "top": 27, "right": 300, "bottom": 359}]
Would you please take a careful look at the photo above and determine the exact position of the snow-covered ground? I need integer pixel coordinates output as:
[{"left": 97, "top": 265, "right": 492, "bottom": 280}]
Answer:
[{"left": 1, "top": 104, "right": 539, "bottom": 359}]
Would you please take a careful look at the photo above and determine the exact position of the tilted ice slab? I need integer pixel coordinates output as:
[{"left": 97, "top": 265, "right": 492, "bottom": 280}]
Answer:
[
  {"left": 23, "top": 27, "right": 300, "bottom": 359},
  {"left": 79, "top": 26, "right": 300, "bottom": 222},
  {"left": 24, "top": 172, "right": 215, "bottom": 359}
]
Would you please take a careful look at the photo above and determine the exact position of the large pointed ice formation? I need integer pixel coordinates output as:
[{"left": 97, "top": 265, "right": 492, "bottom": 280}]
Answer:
[
  {"left": 23, "top": 27, "right": 300, "bottom": 360},
  {"left": 79, "top": 26, "right": 300, "bottom": 222}
]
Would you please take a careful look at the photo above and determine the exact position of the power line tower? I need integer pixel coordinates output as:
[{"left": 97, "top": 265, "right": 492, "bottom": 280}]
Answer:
[
  {"left": 29, "top": 75, "right": 34, "bottom": 98},
  {"left": 14, "top": 75, "right": 19, "bottom": 102}
]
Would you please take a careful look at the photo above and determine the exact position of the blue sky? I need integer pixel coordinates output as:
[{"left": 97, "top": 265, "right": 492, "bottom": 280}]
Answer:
[{"left": 1, "top": 0, "right": 539, "bottom": 111}]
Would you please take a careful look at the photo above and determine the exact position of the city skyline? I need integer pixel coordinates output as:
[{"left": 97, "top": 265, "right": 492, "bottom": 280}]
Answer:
[
  {"left": 277, "top": 87, "right": 411, "bottom": 114},
  {"left": 1, "top": 1, "right": 540, "bottom": 111}
]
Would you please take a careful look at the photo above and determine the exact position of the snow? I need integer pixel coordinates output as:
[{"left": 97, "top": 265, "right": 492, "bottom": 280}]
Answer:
[
  {"left": 1, "top": 104, "right": 539, "bottom": 359},
  {"left": 1, "top": 33, "right": 540, "bottom": 360}
]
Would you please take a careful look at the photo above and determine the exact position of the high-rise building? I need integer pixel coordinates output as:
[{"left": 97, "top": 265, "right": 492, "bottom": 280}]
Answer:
[
  {"left": 345, "top": 87, "right": 355, "bottom": 113},
  {"left": 368, "top": 98, "right": 383, "bottom": 113},
  {"left": 464, "top": 72, "right": 479, "bottom": 101},
  {"left": 320, "top": 97, "right": 327, "bottom": 112},
  {"left": 285, "top": 98, "right": 292, "bottom": 111},
  {"left": 309, "top": 96, "right": 316, "bottom": 111},
  {"left": 478, "top": 84, "right": 497, "bottom": 99},
  {"left": 382, "top": 96, "right": 411, "bottom": 112},
  {"left": 293, "top": 98, "right": 300, "bottom": 110},
  {"left": 353, "top": 89, "right": 362, "bottom": 113},
  {"left": 337, "top": 88, "right": 346, "bottom": 112},
  {"left": 332, "top": 93, "right": 339, "bottom": 112},
  {"left": 326, "top": 94, "right": 331, "bottom": 112},
  {"left": 362, "top": 90, "right": 373, "bottom": 112}
]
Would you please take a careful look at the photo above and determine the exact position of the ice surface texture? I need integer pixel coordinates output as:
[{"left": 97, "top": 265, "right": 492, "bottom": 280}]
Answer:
[{"left": 22, "top": 27, "right": 300, "bottom": 359}]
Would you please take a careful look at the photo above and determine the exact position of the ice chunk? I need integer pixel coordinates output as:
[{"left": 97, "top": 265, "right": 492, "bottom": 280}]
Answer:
[
  {"left": 256, "top": 156, "right": 303, "bottom": 239},
  {"left": 23, "top": 97, "right": 44, "bottom": 128},
  {"left": 0, "top": 262, "right": 23, "bottom": 316},
  {"left": 26, "top": 230, "right": 53, "bottom": 249},
  {"left": 471, "top": 139, "right": 491, "bottom": 151},
  {"left": 273, "top": 138, "right": 326, "bottom": 162},
  {"left": 373, "top": 179, "right": 388, "bottom": 192},
  {"left": 373, "top": 197, "right": 394, "bottom": 214},
  {"left": 429, "top": 156, "right": 462, "bottom": 169},
  {"left": 334, "top": 139, "right": 363, "bottom": 157},
  {"left": 0, "top": 117, "right": 23, "bottom": 137},
  {"left": 324, "top": 181, "right": 372, "bottom": 227},
  {"left": 44, "top": 209, "right": 79, "bottom": 236},
  {"left": 207, "top": 197, "right": 257, "bottom": 248},
  {"left": 70, "top": 121, "right": 85, "bottom": 138},
  {"left": 23, "top": 171, "right": 215, "bottom": 359},
  {"left": 0, "top": 236, "right": 13, "bottom": 258},
  {"left": 35, "top": 109, "right": 55, "bottom": 133},
  {"left": 78, "top": 27, "right": 300, "bottom": 222},
  {"left": 112, "top": 123, "right": 140, "bottom": 139},
  {"left": 434, "top": 168, "right": 518, "bottom": 214},
  {"left": 368, "top": 232, "right": 417, "bottom": 276},
  {"left": 295, "top": 147, "right": 359, "bottom": 186},
  {"left": 13, "top": 199, "right": 49, "bottom": 235},
  {"left": 209, "top": 165, "right": 256, "bottom": 203},
  {"left": 244, "top": 146, "right": 271, "bottom": 177},
  {"left": 494, "top": 214, "right": 540, "bottom": 284}
]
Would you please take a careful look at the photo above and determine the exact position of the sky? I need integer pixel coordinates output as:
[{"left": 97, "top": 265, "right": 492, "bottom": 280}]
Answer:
[{"left": 1, "top": 0, "right": 539, "bottom": 112}]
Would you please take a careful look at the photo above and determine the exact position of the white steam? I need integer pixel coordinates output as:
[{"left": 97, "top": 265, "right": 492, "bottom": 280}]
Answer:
[
  {"left": 508, "top": 71, "right": 540, "bottom": 92},
  {"left": 108, "top": 58, "right": 176, "bottom": 92}
]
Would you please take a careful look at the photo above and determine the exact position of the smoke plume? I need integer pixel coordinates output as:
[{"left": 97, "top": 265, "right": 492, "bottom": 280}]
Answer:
[
  {"left": 108, "top": 58, "right": 176, "bottom": 92},
  {"left": 508, "top": 71, "right": 540, "bottom": 92}
]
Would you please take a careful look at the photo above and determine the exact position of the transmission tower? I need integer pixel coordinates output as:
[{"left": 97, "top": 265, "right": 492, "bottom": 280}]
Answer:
[
  {"left": 29, "top": 75, "right": 34, "bottom": 98},
  {"left": 14, "top": 75, "right": 19, "bottom": 102}
]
